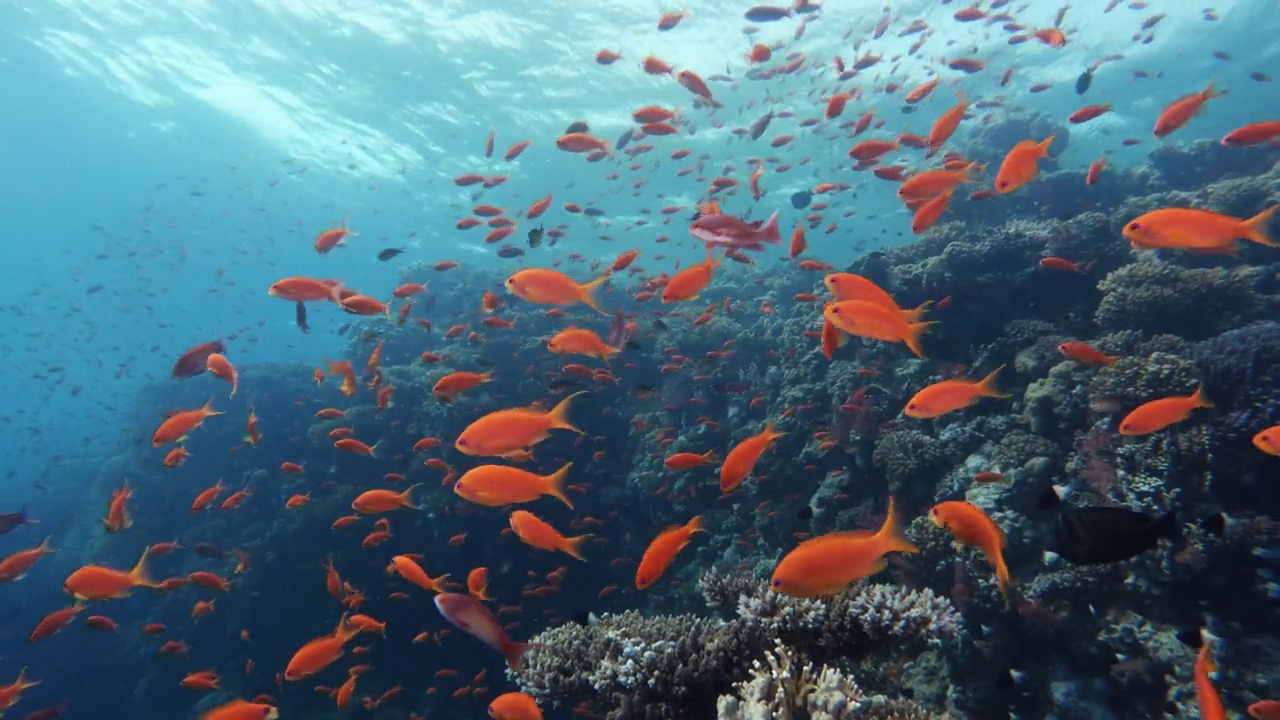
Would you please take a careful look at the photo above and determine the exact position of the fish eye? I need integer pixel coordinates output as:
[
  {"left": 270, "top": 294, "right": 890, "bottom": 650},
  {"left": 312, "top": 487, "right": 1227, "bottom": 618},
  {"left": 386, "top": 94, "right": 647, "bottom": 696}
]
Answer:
[
  {"left": 638, "top": 576, "right": 647, "bottom": 585},
  {"left": 830, "top": 307, "right": 840, "bottom": 314},
  {"left": 771, "top": 578, "right": 782, "bottom": 587},
  {"left": 907, "top": 403, "right": 918, "bottom": 410},
  {"left": 458, "top": 438, "right": 468, "bottom": 446},
  {"left": 1128, "top": 222, "right": 1141, "bottom": 231}
]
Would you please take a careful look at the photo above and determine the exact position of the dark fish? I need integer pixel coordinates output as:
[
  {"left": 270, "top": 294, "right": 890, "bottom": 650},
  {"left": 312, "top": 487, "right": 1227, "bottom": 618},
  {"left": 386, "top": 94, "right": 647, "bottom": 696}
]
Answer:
[
  {"left": 192, "top": 543, "right": 225, "bottom": 560},
  {"left": 571, "top": 611, "right": 591, "bottom": 626},
  {"left": 565, "top": 121, "right": 590, "bottom": 134},
  {"left": 172, "top": 340, "right": 225, "bottom": 379},
  {"left": 795, "top": 505, "right": 814, "bottom": 521},
  {"left": 295, "top": 301, "right": 309, "bottom": 334},
  {"left": 653, "top": 319, "right": 668, "bottom": 331},
  {"left": 528, "top": 226, "right": 544, "bottom": 248},
  {"left": 583, "top": 208, "right": 605, "bottom": 217},
  {"left": 712, "top": 383, "right": 750, "bottom": 392},
  {"left": 901, "top": 105, "right": 916, "bottom": 115},
  {"left": 624, "top": 340, "right": 640, "bottom": 351},
  {"left": 1075, "top": 67, "right": 1094, "bottom": 95},
  {"left": 744, "top": 5, "right": 792, "bottom": 22},
  {"left": 1039, "top": 484, "right": 1179, "bottom": 564},
  {"left": 498, "top": 246, "right": 525, "bottom": 258},
  {"left": 549, "top": 379, "right": 582, "bottom": 394},
  {"left": 337, "top": 323, "right": 351, "bottom": 336},
  {"left": 475, "top": 358, "right": 496, "bottom": 369},
  {"left": 790, "top": 190, "right": 813, "bottom": 209},
  {"left": 377, "top": 247, "right": 405, "bottom": 261},
  {"left": 0, "top": 506, "right": 33, "bottom": 535},
  {"left": 616, "top": 129, "right": 634, "bottom": 151},
  {"left": 749, "top": 111, "right": 774, "bottom": 140},
  {"left": 606, "top": 312, "right": 635, "bottom": 349}
]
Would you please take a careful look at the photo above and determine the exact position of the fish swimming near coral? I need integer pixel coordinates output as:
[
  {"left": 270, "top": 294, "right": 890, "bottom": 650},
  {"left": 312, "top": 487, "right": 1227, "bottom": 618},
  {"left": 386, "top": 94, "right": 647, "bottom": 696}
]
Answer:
[
  {"left": 1037, "top": 484, "right": 1181, "bottom": 565},
  {"left": 0, "top": 507, "right": 34, "bottom": 536}
]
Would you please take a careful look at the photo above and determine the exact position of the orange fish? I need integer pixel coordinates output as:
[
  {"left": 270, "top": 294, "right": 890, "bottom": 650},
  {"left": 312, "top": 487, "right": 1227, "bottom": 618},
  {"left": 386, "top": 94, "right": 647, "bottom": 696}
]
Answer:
[
  {"left": 904, "top": 365, "right": 1008, "bottom": 418},
  {"left": 823, "top": 300, "right": 935, "bottom": 359},
  {"left": 453, "top": 463, "right": 574, "bottom": 509},
  {"left": 661, "top": 251, "right": 719, "bottom": 303},
  {"left": 663, "top": 450, "right": 717, "bottom": 471},
  {"left": 927, "top": 92, "right": 967, "bottom": 151},
  {"left": 181, "top": 671, "right": 221, "bottom": 691},
  {"left": 269, "top": 277, "right": 342, "bottom": 302},
  {"left": 1195, "top": 634, "right": 1226, "bottom": 720},
  {"left": 720, "top": 423, "right": 786, "bottom": 492},
  {"left": 433, "top": 371, "right": 492, "bottom": 402},
  {"left": 635, "top": 516, "right": 705, "bottom": 589},
  {"left": 1057, "top": 341, "right": 1118, "bottom": 367},
  {"left": 1253, "top": 425, "right": 1280, "bottom": 456},
  {"left": 824, "top": 273, "right": 929, "bottom": 321},
  {"left": 284, "top": 615, "right": 362, "bottom": 681},
  {"left": 1221, "top": 121, "right": 1280, "bottom": 147},
  {"left": 508, "top": 510, "right": 589, "bottom": 561},
  {"left": 103, "top": 480, "right": 133, "bottom": 534},
  {"left": 29, "top": 602, "right": 85, "bottom": 642},
  {"left": 547, "top": 327, "right": 618, "bottom": 365},
  {"left": 1248, "top": 699, "right": 1280, "bottom": 720},
  {"left": 63, "top": 546, "right": 158, "bottom": 600},
  {"left": 930, "top": 500, "right": 1011, "bottom": 598},
  {"left": 390, "top": 555, "right": 449, "bottom": 594},
  {"left": 152, "top": 399, "right": 221, "bottom": 447},
  {"left": 995, "top": 136, "right": 1054, "bottom": 193},
  {"left": 455, "top": 392, "right": 586, "bottom": 458},
  {"left": 0, "top": 538, "right": 53, "bottom": 584},
  {"left": 1119, "top": 387, "right": 1213, "bottom": 436},
  {"left": 467, "top": 567, "right": 493, "bottom": 601},
  {"left": 1154, "top": 82, "right": 1220, "bottom": 137},
  {"left": 351, "top": 485, "right": 423, "bottom": 515},
  {"left": 205, "top": 353, "right": 238, "bottom": 398},
  {"left": 0, "top": 668, "right": 40, "bottom": 715},
  {"left": 327, "top": 360, "right": 358, "bottom": 397},
  {"left": 489, "top": 691, "right": 543, "bottom": 720},
  {"left": 1122, "top": 205, "right": 1278, "bottom": 252},
  {"left": 897, "top": 162, "right": 982, "bottom": 201},
  {"left": 771, "top": 497, "right": 918, "bottom": 597},
  {"left": 505, "top": 268, "right": 609, "bottom": 314},
  {"left": 197, "top": 696, "right": 277, "bottom": 712},
  {"left": 192, "top": 480, "right": 224, "bottom": 512},
  {"left": 315, "top": 222, "right": 356, "bottom": 253},
  {"left": 244, "top": 407, "right": 261, "bottom": 447}
]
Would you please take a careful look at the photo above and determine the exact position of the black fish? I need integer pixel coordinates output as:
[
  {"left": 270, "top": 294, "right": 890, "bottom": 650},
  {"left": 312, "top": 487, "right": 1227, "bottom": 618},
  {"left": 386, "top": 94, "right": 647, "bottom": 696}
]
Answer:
[
  {"left": 653, "top": 319, "right": 668, "bottom": 331},
  {"left": 1039, "top": 484, "right": 1179, "bottom": 564},
  {"left": 616, "top": 129, "right": 634, "bottom": 151},
  {"left": 295, "top": 301, "right": 309, "bottom": 334},
  {"left": 571, "top": 611, "right": 591, "bottom": 626},
  {"left": 565, "top": 121, "right": 590, "bottom": 134},
  {"left": 1075, "top": 67, "right": 1094, "bottom": 95},
  {"left": 791, "top": 190, "right": 813, "bottom": 209},
  {"left": 528, "top": 226, "right": 544, "bottom": 248},
  {"left": 0, "top": 506, "right": 33, "bottom": 535},
  {"left": 193, "top": 543, "right": 225, "bottom": 560},
  {"left": 583, "top": 208, "right": 605, "bottom": 217},
  {"left": 796, "top": 505, "right": 814, "bottom": 521},
  {"left": 624, "top": 340, "right": 640, "bottom": 351},
  {"left": 377, "top": 247, "right": 405, "bottom": 261},
  {"left": 749, "top": 111, "right": 773, "bottom": 141},
  {"left": 498, "top": 245, "right": 525, "bottom": 258},
  {"left": 901, "top": 105, "right": 916, "bottom": 115}
]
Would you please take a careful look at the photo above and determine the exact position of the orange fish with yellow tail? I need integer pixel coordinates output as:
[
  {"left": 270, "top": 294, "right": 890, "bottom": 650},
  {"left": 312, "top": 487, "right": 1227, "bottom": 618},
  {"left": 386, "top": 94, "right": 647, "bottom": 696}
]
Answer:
[
  {"left": 930, "top": 500, "right": 1011, "bottom": 599},
  {"left": 771, "top": 497, "right": 918, "bottom": 597}
]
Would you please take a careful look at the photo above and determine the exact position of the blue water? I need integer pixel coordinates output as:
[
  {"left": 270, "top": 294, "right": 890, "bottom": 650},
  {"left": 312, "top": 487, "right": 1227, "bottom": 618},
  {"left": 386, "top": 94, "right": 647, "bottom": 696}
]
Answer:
[{"left": 2, "top": 1, "right": 1280, "bottom": 718}]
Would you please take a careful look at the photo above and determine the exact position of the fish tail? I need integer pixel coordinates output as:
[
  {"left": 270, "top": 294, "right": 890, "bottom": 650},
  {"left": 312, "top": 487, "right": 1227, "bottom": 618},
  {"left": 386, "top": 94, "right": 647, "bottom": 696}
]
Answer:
[
  {"left": 903, "top": 321, "right": 938, "bottom": 359},
  {"left": 402, "top": 483, "right": 425, "bottom": 510},
  {"left": 131, "top": 546, "right": 159, "bottom": 589},
  {"left": 503, "top": 640, "right": 537, "bottom": 673},
  {"left": 564, "top": 534, "right": 592, "bottom": 561},
  {"left": 544, "top": 462, "right": 575, "bottom": 510},
  {"left": 335, "top": 613, "right": 362, "bottom": 643},
  {"left": 1242, "top": 203, "right": 1279, "bottom": 247},
  {"left": 701, "top": 449, "right": 719, "bottom": 464},
  {"left": 479, "top": 372, "right": 493, "bottom": 384},
  {"left": 687, "top": 515, "right": 706, "bottom": 534},
  {"left": 763, "top": 422, "right": 788, "bottom": 441},
  {"left": 878, "top": 497, "right": 920, "bottom": 554},
  {"left": 579, "top": 273, "right": 611, "bottom": 315},
  {"left": 995, "top": 555, "right": 1013, "bottom": 599},
  {"left": 760, "top": 210, "right": 782, "bottom": 244},
  {"left": 548, "top": 391, "right": 588, "bottom": 434},
  {"left": 201, "top": 398, "right": 223, "bottom": 417},
  {"left": 1039, "top": 135, "right": 1056, "bottom": 157},
  {"left": 1190, "top": 385, "right": 1214, "bottom": 409},
  {"left": 904, "top": 299, "right": 933, "bottom": 322},
  {"left": 14, "top": 667, "right": 39, "bottom": 691},
  {"left": 978, "top": 364, "right": 1011, "bottom": 398}
]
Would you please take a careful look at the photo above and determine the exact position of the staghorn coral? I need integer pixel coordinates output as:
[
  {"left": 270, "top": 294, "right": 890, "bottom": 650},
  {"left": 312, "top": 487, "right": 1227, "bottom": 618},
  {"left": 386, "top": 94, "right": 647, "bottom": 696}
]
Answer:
[
  {"left": 515, "top": 574, "right": 962, "bottom": 720},
  {"left": 716, "top": 638, "right": 863, "bottom": 720}
]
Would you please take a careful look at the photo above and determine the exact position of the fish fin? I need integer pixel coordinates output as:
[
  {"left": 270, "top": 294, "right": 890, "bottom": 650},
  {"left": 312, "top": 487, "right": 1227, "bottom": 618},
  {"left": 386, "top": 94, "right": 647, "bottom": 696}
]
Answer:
[
  {"left": 1039, "top": 134, "right": 1056, "bottom": 157},
  {"left": 131, "top": 546, "right": 159, "bottom": 589},
  {"left": 544, "top": 462, "right": 575, "bottom": 510},
  {"left": 877, "top": 497, "right": 920, "bottom": 554},
  {"left": 503, "top": 640, "right": 537, "bottom": 673},
  {"left": 563, "top": 534, "right": 592, "bottom": 561},
  {"left": 903, "top": 300, "right": 933, "bottom": 323},
  {"left": 579, "top": 273, "right": 612, "bottom": 315},
  {"left": 903, "top": 321, "right": 938, "bottom": 359},
  {"left": 1242, "top": 203, "right": 1279, "bottom": 247},
  {"left": 995, "top": 556, "right": 1013, "bottom": 600},
  {"left": 402, "top": 483, "right": 425, "bottom": 510},
  {"left": 687, "top": 515, "right": 706, "bottom": 534},
  {"left": 760, "top": 210, "right": 782, "bottom": 244},
  {"left": 1189, "top": 385, "right": 1214, "bottom": 409},
  {"left": 977, "top": 364, "right": 1011, "bottom": 398},
  {"left": 547, "top": 391, "right": 588, "bottom": 434},
  {"left": 200, "top": 398, "right": 223, "bottom": 417}
]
